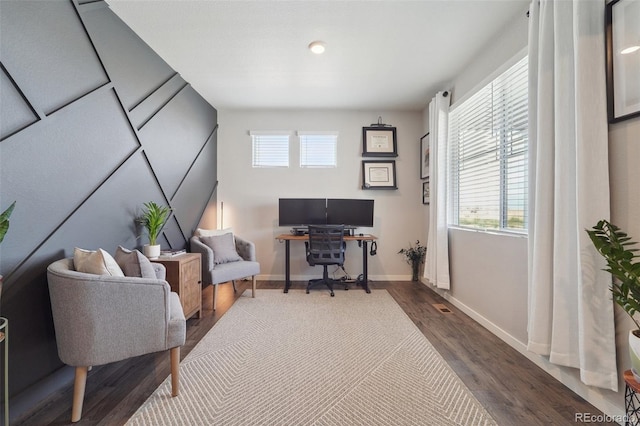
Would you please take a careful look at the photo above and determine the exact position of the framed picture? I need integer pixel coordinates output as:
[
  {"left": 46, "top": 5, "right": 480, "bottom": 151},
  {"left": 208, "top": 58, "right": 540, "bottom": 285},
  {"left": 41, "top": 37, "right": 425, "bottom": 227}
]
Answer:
[
  {"left": 422, "top": 179, "right": 430, "bottom": 205},
  {"left": 606, "top": 0, "right": 640, "bottom": 123},
  {"left": 362, "top": 160, "right": 397, "bottom": 190},
  {"left": 420, "top": 133, "right": 429, "bottom": 179},
  {"left": 362, "top": 127, "right": 397, "bottom": 157}
]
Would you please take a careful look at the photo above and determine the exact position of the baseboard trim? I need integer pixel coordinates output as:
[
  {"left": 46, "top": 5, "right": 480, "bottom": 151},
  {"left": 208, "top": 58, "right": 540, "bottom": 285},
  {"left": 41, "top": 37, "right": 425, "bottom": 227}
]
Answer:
[{"left": 419, "top": 279, "right": 624, "bottom": 423}]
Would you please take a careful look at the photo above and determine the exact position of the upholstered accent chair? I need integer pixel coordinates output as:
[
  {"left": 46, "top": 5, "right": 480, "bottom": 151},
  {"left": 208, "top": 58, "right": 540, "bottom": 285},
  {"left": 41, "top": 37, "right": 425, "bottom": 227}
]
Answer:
[
  {"left": 47, "top": 258, "right": 186, "bottom": 423},
  {"left": 190, "top": 231, "right": 260, "bottom": 310}
]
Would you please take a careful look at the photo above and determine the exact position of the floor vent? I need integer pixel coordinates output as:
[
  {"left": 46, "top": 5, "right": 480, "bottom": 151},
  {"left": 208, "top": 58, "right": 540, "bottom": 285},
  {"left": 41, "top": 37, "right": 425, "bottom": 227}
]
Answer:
[{"left": 433, "top": 303, "right": 453, "bottom": 314}]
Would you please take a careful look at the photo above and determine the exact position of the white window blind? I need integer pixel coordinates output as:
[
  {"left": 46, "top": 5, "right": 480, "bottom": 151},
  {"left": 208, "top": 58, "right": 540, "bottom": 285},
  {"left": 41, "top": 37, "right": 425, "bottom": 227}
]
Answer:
[
  {"left": 250, "top": 131, "right": 290, "bottom": 167},
  {"left": 449, "top": 55, "right": 528, "bottom": 232},
  {"left": 298, "top": 131, "right": 338, "bottom": 168}
]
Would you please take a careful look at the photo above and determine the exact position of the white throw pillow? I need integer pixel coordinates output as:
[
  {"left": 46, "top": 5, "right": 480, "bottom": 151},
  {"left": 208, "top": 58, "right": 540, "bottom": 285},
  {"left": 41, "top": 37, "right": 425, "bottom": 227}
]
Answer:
[
  {"left": 74, "top": 248, "right": 125, "bottom": 277},
  {"left": 195, "top": 227, "right": 234, "bottom": 238}
]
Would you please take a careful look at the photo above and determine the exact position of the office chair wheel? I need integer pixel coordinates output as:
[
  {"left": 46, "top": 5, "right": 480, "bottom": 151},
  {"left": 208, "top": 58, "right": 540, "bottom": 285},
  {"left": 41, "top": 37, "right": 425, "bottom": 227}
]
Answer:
[
  {"left": 306, "top": 289, "right": 310, "bottom": 294},
  {"left": 330, "top": 291, "right": 335, "bottom": 297}
]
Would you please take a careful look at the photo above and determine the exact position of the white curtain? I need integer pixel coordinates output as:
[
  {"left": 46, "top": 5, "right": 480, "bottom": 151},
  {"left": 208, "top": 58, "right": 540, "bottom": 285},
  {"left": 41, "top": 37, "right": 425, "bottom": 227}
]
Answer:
[
  {"left": 425, "top": 91, "right": 451, "bottom": 290},
  {"left": 527, "top": 0, "right": 617, "bottom": 390}
]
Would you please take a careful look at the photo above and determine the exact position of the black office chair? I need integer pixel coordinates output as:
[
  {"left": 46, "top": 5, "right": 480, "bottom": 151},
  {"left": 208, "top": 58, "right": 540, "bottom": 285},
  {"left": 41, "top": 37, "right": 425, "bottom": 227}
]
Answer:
[{"left": 305, "top": 225, "right": 346, "bottom": 297}]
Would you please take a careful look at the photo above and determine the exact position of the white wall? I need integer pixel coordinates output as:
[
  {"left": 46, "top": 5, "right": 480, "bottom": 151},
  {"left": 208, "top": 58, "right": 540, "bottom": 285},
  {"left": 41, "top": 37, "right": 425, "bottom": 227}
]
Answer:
[
  {"left": 216, "top": 109, "right": 426, "bottom": 281},
  {"left": 423, "top": 4, "right": 638, "bottom": 419}
]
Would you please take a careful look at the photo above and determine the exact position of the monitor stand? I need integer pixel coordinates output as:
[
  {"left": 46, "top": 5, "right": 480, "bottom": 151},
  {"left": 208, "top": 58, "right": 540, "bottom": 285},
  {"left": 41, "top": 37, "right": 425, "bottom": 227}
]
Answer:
[{"left": 290, "top": 227, "right": 307, "bottom": 236}]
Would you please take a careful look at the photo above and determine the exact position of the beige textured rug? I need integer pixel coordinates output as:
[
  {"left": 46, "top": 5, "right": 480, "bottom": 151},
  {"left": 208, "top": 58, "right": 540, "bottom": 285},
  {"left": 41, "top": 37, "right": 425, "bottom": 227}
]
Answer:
[{"left": 126, "top": 289, "right": 497, "bottom": 425}]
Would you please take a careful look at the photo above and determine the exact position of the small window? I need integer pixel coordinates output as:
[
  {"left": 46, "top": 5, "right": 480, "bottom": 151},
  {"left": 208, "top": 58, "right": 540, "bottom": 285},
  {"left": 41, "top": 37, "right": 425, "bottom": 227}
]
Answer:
[
  {"left": 250, "top": 131, "right": 290, "bottom": 168},
  {"left": 298, "top": 131, "right": 338, "bottom": 168}
]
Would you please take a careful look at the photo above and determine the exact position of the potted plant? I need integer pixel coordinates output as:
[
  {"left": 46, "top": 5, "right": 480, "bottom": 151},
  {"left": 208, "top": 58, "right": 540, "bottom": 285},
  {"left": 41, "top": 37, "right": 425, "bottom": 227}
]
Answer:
[
  {"left": 138, "top": 201, "right": 171, "bottom": 259},
  {"left": 0, "top": 201, "right": 16, "bottom": 309},
  {"left": 398, "top": 240, "right": 427, "bottom": 281},
  {"left": 587, "top": 220, "right": 640, "bottom": 380}
]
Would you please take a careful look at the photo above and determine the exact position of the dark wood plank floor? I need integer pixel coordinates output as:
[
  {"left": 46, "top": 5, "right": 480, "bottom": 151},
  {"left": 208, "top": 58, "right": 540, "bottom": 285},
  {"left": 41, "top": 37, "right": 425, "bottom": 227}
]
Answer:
[{"left": 17, "top": 280, "right": 618, "bottom": 425}]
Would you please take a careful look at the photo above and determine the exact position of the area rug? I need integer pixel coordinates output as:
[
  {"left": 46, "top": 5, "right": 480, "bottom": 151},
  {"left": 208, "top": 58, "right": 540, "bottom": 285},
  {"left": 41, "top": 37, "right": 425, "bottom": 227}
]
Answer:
[{"left": 126, "top": 289, "right": 497, "bottom": 426}]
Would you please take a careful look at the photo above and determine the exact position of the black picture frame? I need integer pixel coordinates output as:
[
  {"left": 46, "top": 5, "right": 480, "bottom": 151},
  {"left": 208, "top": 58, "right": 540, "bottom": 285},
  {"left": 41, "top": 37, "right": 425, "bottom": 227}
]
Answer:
[
  {"left": 362, "top": 127, "right": 397, "bottom": 157},
  {"left": 422, "top": 179, "right": 430, "bottom": 205},
  {"left": 420, "top": 133, "right": 429, "bottom": 179},
  {"left": 362, "top": 160, "right": 397, "bottom": 190},
  {"left": 606, "top": 0, "right": 640, "bottom": 123}
]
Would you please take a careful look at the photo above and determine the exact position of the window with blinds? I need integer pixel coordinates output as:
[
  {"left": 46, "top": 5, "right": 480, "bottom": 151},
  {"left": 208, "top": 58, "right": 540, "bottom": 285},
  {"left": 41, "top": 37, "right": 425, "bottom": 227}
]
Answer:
[
  {"left": 250, "top": 131, "right": 290, "bottom": 167},
  {"left": 298, "top": 132, "right": 338, "bottom": 168},
  {"left": 449, "top": 55, "right": 528, "bottom": 232}
]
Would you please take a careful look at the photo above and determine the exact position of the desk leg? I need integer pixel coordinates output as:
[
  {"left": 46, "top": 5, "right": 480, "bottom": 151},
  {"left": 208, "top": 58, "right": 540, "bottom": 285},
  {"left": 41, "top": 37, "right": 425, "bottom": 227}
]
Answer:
[
  {"left": 284, "top": 240, "right": 291, "bottom": 293},
  {"left": 362, "top": 241, "right": 371, "bottom": 293}
]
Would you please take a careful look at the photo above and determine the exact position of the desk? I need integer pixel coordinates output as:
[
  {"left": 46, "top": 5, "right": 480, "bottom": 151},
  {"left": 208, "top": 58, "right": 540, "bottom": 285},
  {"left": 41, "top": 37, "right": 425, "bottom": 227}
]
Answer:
[{"left": 276, "top": 233, "right": 377, "bottom": 293}]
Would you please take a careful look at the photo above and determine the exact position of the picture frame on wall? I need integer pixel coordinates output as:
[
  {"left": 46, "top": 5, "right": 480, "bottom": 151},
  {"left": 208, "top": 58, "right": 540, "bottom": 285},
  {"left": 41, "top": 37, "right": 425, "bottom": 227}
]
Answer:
[
  {"left": 423, "top": 179, "right": 430, "bottom": 205},
  {"left": 362, "top": 127, "right": 398, "bottom": 157},
  {"left": 420, "top": 133, "right": 429, "bottom": 179},
  {"left": 362, "top": 160, "right": 397, "bottom": 190},
  {"left": 606, "top": 0, "right": 640, "bottom": 123}
]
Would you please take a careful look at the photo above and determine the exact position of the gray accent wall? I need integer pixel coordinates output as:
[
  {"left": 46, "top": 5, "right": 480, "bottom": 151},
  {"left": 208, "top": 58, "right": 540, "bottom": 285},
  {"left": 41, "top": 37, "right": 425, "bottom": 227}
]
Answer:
[{"left": 0, "top": 0, "right": 218, "bottom": 407}]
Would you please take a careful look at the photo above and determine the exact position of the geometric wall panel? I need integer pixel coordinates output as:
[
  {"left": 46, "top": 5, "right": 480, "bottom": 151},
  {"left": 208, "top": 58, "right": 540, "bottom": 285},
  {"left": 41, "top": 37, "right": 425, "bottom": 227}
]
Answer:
[
  {"left": 128, "top": 73, "right": 187, "bottom": 130},
  {"left": 2, "top": 152, "right": 168, "bottom": 395},
  {"left": 81, "top": 2, "right": 176, "bottom": 111},
  {"left": 1, "top": 0, "right": 218, "bottom": 411},
  {"left": 0, "top": 87, "right": 139, "bottom": 275},
  {"left": 172, "top": 131, "right": 218, "bottom": 237},
  {"left": 0, "top": 65, "right": 38, "bottom": 140},
  {"left": 0, "top": 0, "right": 109, "bottom": 115},
  {"left": 138, "top": 85, "right": 217, "bottom": 199}
]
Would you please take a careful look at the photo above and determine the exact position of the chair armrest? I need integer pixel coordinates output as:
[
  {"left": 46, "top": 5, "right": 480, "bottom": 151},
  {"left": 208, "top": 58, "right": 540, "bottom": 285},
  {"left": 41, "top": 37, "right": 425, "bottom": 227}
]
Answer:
[
  {"left": 191, "top": 236, "right": 214, "bottom": 276},
  {"left": 150, "top": 262, "right": 166, "bottom": 280},
  {"left": 48, "top": 269, "right": 175, "bottom": 367},
  {"left": 235, "top": 236, "right": 256, "bottom": 261}
]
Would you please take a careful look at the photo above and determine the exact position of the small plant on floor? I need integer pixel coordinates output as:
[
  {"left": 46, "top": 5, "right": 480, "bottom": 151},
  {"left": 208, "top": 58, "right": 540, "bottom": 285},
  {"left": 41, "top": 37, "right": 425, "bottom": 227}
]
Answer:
[{"left": 398, "top": 240, "right": 427, "bottom": 281}]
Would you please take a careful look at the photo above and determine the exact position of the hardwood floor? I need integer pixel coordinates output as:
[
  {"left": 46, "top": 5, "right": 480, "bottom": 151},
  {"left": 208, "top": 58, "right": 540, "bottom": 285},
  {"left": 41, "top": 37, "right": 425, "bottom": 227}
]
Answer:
[{"left": 17, "top": 280, "right": 618, "bottom": 425}]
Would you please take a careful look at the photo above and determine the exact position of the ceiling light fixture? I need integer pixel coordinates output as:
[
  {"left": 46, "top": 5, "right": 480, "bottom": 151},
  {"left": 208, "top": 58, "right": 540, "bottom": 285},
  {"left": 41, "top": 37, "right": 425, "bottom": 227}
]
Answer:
[
  {"left": 309, "top": 41, "right": 326, "bottom": 54},
  {"left": 621, "top": 45, "right": 640, "bottom": 55}
]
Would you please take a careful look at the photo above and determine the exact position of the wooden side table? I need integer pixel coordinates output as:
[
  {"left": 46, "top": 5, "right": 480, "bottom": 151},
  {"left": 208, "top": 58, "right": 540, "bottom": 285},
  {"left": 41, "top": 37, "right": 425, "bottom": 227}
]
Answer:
[
  {"left": 155, "top": 253, "right": 202, "bottom": 320},
  {"left": 625, "top": 370, "right": 640, "bottom": 425}
]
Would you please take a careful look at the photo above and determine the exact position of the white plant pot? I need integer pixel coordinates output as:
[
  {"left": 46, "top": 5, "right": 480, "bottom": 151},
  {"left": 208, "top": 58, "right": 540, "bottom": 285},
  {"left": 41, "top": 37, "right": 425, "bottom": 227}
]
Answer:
[
  {"left": 629, "top": 330, "right": 640, "bottom": 382},
  {"left": 143, "top": 244, "right": 161, "bottom": 259}
]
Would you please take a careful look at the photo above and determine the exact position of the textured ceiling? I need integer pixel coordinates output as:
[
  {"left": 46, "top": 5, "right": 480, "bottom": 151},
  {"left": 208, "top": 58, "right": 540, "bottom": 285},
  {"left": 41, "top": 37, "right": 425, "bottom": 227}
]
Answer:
[{"left": 107, "top": 0, "right": 529, "bottom": 111}]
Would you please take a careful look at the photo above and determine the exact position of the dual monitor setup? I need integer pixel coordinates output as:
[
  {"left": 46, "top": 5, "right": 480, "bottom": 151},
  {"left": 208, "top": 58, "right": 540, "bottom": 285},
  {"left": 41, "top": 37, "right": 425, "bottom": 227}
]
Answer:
[{"left": 279, "top": 198, "right": 374, "bottom": 235}]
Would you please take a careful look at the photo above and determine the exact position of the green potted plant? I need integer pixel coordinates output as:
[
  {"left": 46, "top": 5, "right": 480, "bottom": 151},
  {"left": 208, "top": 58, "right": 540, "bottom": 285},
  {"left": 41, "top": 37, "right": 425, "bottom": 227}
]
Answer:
[
  {"left": 587, "top": 219, "right": 640, "bottom": 380},
  {"left": 398, "top": 240, "right": 427, "bottom": 281},
  {"left": 0, "top": 201, "right": 16, "bottom": 307},
  {"left": 138, "top": 201, "right": 171, "bottom": 259}
]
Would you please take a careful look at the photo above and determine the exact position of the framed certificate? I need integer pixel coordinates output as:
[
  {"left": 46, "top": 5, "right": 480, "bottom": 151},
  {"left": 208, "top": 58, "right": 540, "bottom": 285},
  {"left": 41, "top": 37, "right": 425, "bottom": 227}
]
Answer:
[
  {"left": 362, "top": 160, "right": 397, "bottom": 189},
  {"left": 362, "top": 127, "right": 397, "bottom": 157}
]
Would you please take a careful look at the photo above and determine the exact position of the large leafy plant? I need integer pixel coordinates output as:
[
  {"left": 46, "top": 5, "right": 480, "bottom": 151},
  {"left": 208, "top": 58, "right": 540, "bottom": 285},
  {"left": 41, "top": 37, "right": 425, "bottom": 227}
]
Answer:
[
  {"left": 0, "top": 201, "right": 16, "bottom": 245},
  {"left": 587, "top": 220, "right": 640, "bottom": 330},
  {"left": 139, "top": 202, "right": 171, "bottom": 246}
]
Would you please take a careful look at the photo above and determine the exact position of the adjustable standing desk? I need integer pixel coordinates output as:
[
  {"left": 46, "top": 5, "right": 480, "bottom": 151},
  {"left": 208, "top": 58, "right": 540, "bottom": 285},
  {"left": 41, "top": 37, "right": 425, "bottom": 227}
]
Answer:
[{"left": 276, "top": 233, "right": 377, "bottom": 293}]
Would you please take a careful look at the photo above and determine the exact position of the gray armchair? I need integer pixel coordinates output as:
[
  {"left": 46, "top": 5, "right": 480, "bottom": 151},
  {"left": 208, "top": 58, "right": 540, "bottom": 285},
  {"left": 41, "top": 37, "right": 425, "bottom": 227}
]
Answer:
[
  {"left": 190, "top": 234, "right": 260, "bottom": 310},
  {"left": 47, "top": 258, "right": 186, "bottom": 423}
]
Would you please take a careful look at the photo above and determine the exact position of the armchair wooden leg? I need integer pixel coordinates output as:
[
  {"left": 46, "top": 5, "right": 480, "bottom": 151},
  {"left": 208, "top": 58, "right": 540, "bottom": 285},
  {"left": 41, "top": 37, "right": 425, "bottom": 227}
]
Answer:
[
  {"left": 252, "top": 275, "right": 256, "bottom": 298},
  {"left": 71, "top": 366, "right": 88, "bottom": 422},
  {"left": 213, "top": 283, "right": 218, "bottom": 311},
  {"left": 170, "top": 347, "right": 180, "bottom": 397}
]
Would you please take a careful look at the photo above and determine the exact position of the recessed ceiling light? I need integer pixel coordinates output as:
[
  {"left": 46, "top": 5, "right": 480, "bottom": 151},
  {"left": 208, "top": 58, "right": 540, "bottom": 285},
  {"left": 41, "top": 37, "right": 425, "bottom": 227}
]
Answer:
[
  {"left": 621, "top": 45, "right": 640, "bottom": 55},
  {"left": 309, "top": 41, "right": 326, "bottom": 54}
]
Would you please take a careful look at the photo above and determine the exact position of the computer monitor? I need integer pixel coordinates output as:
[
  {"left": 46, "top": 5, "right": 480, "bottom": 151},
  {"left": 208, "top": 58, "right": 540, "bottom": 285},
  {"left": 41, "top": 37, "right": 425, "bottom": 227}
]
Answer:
[
  {"left": 326, "top": 199, "right": 374, "bottom": 228},
  {"left": 278, "top": 198, "right": 327, "bottom": 226}
]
